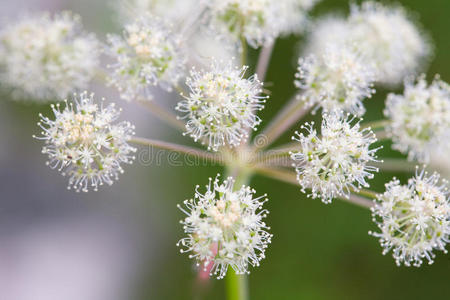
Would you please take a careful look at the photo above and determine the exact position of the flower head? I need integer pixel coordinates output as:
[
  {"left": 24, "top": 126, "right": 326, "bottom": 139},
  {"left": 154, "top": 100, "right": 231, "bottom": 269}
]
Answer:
[
  {"left": 34, "top": 92, "right": 136, "bottom": 192},
  {"left": 176, "top": 60, "right": 267, "bottom": 151},
  {"left": 304, "top": 1, "right": 430, "bottom": 86},
  {"left": 290, "top": 113, "right": 380, "bottom": 203},
  {"left": 0, "top": 12, "right": 99, "bottom": 101},
  {"left": 296, "top": 45, "right": 375, "bottom": 116},
  {"left": 207, "top": 0, "right": 282, "bottom": 48},
  {"left": 384, "top": 75, "right": 450, "bottom": 163},
  {"left": 177, "top": 175, "right": 272, "bottom": 279},
  {"left": 370, "top": 168, "right": 450, "bottom": 267},
  {"left": 106, "top": 16, "right": 185, "bottom": 101}
]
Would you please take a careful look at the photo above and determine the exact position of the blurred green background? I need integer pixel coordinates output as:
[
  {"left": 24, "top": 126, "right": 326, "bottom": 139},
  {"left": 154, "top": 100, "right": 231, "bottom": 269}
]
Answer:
[{"left": 0, "top": 0, "right": 449, "bottom": 300}]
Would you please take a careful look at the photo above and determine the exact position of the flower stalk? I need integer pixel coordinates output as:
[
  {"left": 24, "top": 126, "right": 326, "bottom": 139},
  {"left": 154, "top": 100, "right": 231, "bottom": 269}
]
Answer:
[
  {"left": 361, "top": 119, "right": 391, "bottom": 131},
  {"left": 256, "top": 43, "right": 274, "bottom": 82},
  {"left": 130, "top": 137, "right": 223, "bottom": 164},
  {"left": 254, "top": 96, "right": 308, "bottom": 151},
  {"left": 224, "top": 165, "right": 252, "bottom": 300},
  {"left": 226, "top": 268, "right": 249, "bottom": 300},
  {"left": 137, "top": 98, "right": 186, "bottom": 131}
]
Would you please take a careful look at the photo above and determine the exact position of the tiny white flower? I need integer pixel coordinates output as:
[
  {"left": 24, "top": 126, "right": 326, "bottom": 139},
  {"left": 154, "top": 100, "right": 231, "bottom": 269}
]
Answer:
[
  {"left": 177, "top": 174, "right": 272, "bottom": 279},
  {"left": 290, "top": 113, "right": 381, "bottom": 203},
  {"left": 34, "top": 92, "right": 136, "bottom": 192},
  {"left": 370, "top": 168, "right": 450, "bottom": 267},
  {"left": 176, "top": 60, "right": 267, "bottom": 151},
  {"left": 0, "top": 12, "right": 99, "bottom": 101},
  {"left": 304, "top": 1, "right": 430, "bottom": 86},
  {"left": 106, "top": 16, "right": 186, "bottom": 101},
  {"left": 295, "top": 45, "right": 375, "bottom": 116},
  {"left": 384, "top": 75, "right": 450, "bottom": 163}
]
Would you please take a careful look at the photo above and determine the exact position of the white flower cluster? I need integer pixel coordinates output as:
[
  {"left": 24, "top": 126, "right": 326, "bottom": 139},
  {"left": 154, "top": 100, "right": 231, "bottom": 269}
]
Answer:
[
  {"left": 207, "top": 0, "right": 319, "bottom": 48},
  {"left": 384, "top": 76, "right": 450, "bottom": 163},
  {"left": 295, "top": 45, "right": 375, "bottom": 116},
  {"left": 370, "top": 169, "right": 449, "bottom": 267},
  {"left": 207, "top": 0, "right": 281, "bottom": 48},
  {"left": 0, "top": 12, "right": 99, "bottom": 101},
  {"left": 35, "top": 92, "right": 136, "bottom": 192},
  {"left": 106, "top": 16, "right": 185, "bottom": 101},
  {"left": 177, "top": 175, "right": 272, "bottom": 279},
  {"left": 290, "top": 113, "right": 380, "bottom": 203},
  {"left": 305, "top": 1, "right": 430, "bottom": 86},
  {"left": 176, "top": 61, "right": 267, "bottom": 151}
]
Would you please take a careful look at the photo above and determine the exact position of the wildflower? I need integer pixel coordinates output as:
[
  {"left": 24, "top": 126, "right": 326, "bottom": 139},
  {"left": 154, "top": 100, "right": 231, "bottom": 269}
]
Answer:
[
  {"left": 106, "top": 16, "right": 185, "bottom": 101},
  {"left": 0, "top": 12, "right": 99, "bottom": 101},
  {"left": 34, "top": 92, "right": 136, "bottom": 192},
  {"left": 384, "top": 75, "right": 450, "bottom": 163},
  {"left": 370, "top": 168, "right": 450, "bottom": 267},
  {"left": 176, "top": 60, "right": 266, "bottom": 151},
  {"left": 304, "top": 1, "right": 430, "bottom": 86},
  {"left": 295, "top": 45, "right": 375, "bottom": 116},
  {"left": 177, "top": 175, "right": 272, "bottom": 279},
  {"left": 290, "top": 113, "right": 380, "bottom": 203}
]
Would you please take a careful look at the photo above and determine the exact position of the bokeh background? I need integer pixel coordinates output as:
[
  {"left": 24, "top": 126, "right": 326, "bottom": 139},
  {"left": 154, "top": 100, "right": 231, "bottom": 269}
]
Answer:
[{"left": 0, "top": 0, "right": 449, "bottom": 299}]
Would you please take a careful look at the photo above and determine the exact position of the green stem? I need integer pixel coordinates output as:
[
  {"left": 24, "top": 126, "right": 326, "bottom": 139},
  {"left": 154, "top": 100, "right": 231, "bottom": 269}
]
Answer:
[
  {"left": 252, "top": 95, "right": 308, "bottom": 152},
  {"left": 240, "top": 34, "right": 248, "bottom": 67},
  {"left": 225, "top": 269, "right": 248, "bottom": 300},
  {"left": 224, "top": 165, "right": 251, "bottom": 300},
  {"left": 256, "top": 43, "right": 274, "bottom": 82},
  {"left": 361, "top": 119, "right": 391, "bottom": 131},
  {"left": 353, "top": 188, "right": 378, "bottom": 200},
  {"left": 375, "top": 130, "right": 390, "bottom": 141},
  {"left": 130, "top": 137, "right": 223, "bottom": 164},
  {"left": 374, "top": 159, "right": 417, "bottom": 173}
]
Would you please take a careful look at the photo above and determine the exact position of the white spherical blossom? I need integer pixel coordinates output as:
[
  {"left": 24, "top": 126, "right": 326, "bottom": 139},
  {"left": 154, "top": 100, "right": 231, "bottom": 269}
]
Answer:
[
  {"left": 106, "top": 17, "right": 185, "bottom": 102},
  {"left": 303, "top": 16, "right": 351, "bottom": 55},
  {"left": 295, "top": 45, "right": 375, "bottom": 116},
  {"left": 207, "top": 0, "right": 283, "bottom": 48},
  {"left": 34, "top": 92, "right": 136, "bottom": 192},
  {"left": 177, "top": 175, "right": 272, "bottom": 279},
  {"left": 384, "top": 76, "right": 450, "bottom": 163},
  {"left": 176, "top": 61, "right": 267, "bottom": 151},
  {"left": 290, "top": 113, "right": 380, "bottom": 203},
  {"left": 370, "top": 169, "right": 449, "bottom": 267},
  {"left": 304, "top": 1, "right": 430, "bottom": 86},
  {"left": 0, "top": 12, "right": 99, "bottom": 101}
]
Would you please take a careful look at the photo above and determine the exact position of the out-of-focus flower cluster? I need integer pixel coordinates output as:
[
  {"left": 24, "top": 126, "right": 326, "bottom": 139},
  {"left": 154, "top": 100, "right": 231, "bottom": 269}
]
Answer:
[
  {"left": 385, "top": 76, "right": 450, "bottom": 163},
  {"left": 0, "top": 12, "right": 99, "bottom": 101},
  {"left": 207, "top": 0, "right": 320, "bottom": 48},
  {"left": 106, "top": 16, "right": 185, "bottom": 101},
  {"left": 295, "top": 45, "right": 375, "bottom": 116},
  {"left": 305, "top": 1, "right": 430, "bottom": 86}
]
